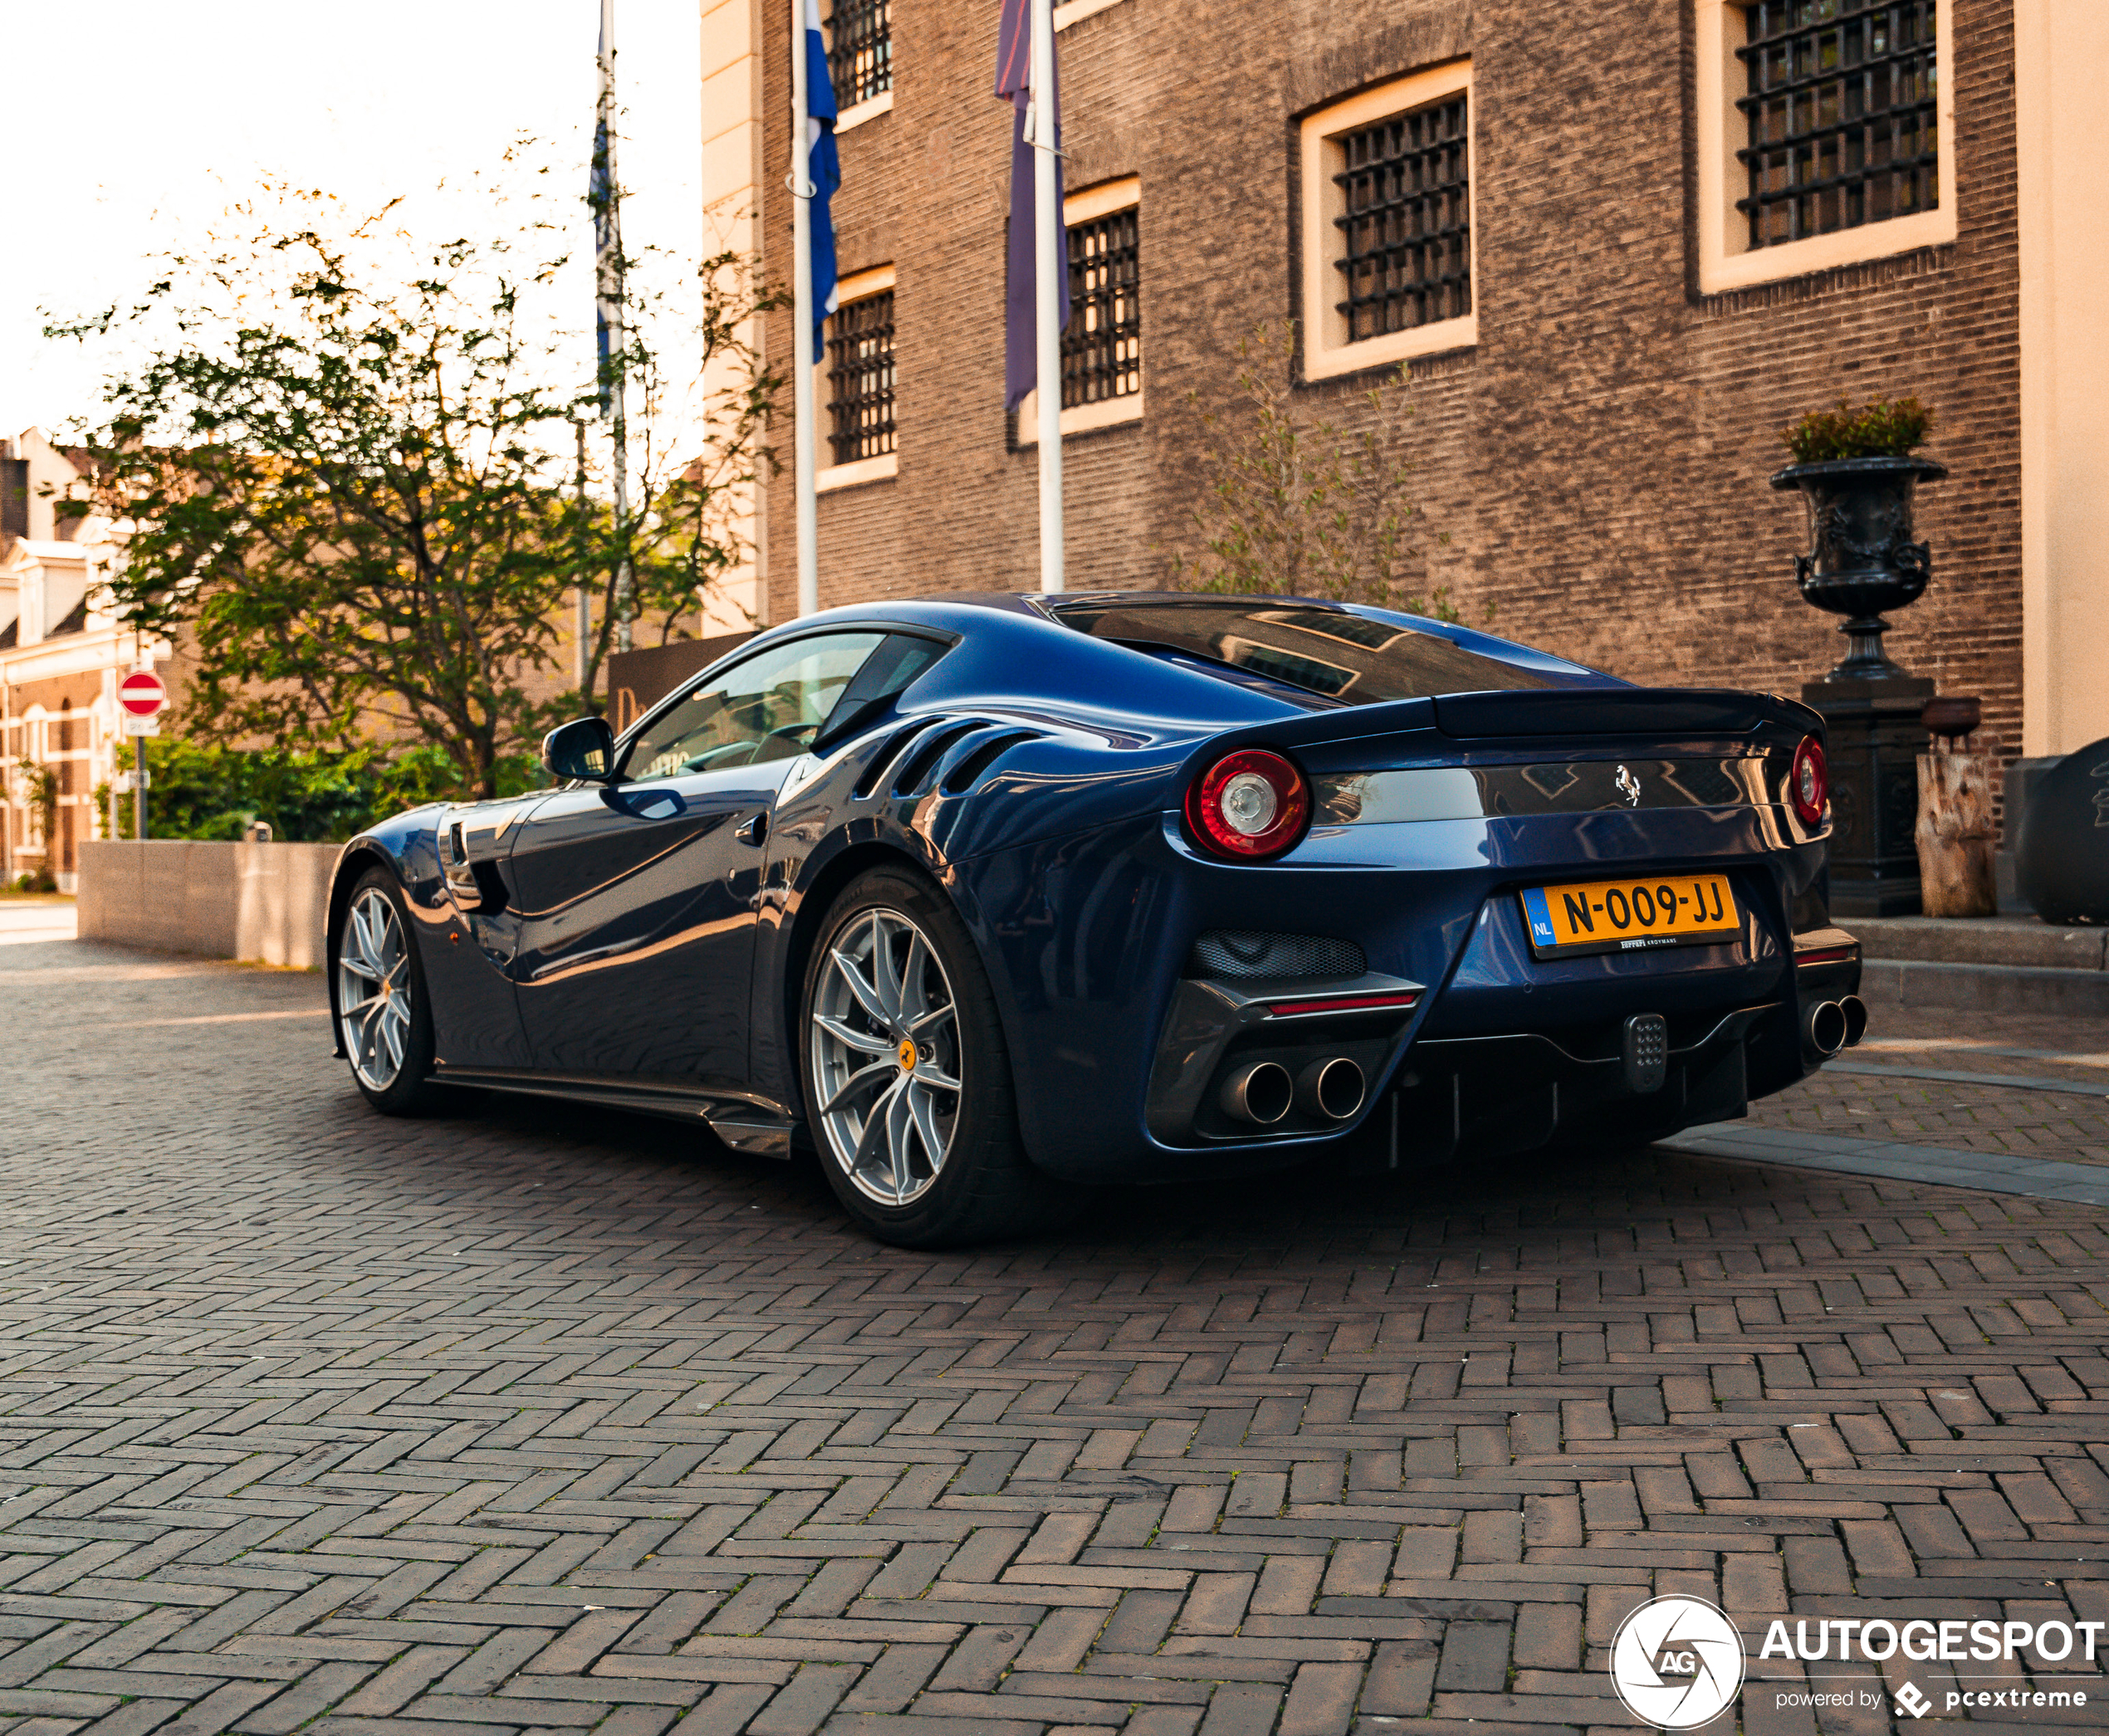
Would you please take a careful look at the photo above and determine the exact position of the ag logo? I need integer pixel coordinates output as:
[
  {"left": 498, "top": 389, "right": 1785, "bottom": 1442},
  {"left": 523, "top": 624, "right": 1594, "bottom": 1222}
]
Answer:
[{"left": 1609, "top": 1595, "right": 1744, "bottom": 1728}]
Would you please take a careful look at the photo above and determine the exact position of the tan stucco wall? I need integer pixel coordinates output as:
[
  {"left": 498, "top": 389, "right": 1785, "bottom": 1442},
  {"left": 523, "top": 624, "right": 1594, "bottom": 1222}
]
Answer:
[
  {"left": 699, "top": 0, "right": 768, "bottom": 635},
  {"left": 2018, "top": 0, "right": 2109, "bottom": 757}
]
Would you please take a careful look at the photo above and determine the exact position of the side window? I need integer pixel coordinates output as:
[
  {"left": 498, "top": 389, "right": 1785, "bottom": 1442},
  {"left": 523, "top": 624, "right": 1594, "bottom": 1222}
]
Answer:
[
  {"left": 814, "top": 633, "right": 946, "bottom": 749},
  {"left": 620, "top": 633, "right": 887, "bottom": 780}
]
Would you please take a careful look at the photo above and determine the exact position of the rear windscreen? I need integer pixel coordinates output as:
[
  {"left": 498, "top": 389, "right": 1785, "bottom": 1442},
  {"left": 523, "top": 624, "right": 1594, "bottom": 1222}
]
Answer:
[{"left": 1053, "top": 599, "right": 1565, "bottom": 706}]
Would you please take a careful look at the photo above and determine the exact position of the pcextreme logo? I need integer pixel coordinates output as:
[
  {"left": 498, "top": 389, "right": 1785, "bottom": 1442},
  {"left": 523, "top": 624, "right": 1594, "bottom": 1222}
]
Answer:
[{"left": 1610, "top": 1596, "right": 1745, "bottom": 1728}]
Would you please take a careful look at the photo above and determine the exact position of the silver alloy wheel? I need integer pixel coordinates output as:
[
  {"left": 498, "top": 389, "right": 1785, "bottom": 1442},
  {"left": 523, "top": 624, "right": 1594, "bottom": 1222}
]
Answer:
[
  {"left": 338, "top": 886, "right": 415, "bottom": 1091},
  {"left": 809, "top": 907, "right": 962, "bottom": 1207}
]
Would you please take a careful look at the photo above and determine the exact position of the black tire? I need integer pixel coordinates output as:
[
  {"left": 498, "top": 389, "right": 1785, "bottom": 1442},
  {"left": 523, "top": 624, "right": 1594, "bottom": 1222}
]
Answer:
[
  {"left": 799, "top": 866, "right": 1081, "bottom": 1247},
  {"left": 334, "top": 867, "right": 449, "bottom": 1115}
]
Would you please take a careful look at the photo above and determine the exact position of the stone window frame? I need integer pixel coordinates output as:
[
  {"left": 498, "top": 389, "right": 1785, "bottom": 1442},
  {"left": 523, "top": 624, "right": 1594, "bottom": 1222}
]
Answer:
[
  {"left": 816, "top": 266, "right": 898, "bottom": 495},
  {"left": 1053, "top": 0, "right": 1129, "bottom": 27},
  {"left": 1694, "top": 0, "right": 1956, "bottom": 296},
  {"left": 1015, "top": 177, "right": 1144, "bottom": 447},
  {"left": 1299, "top": 60, "right": 1478, "bottom": 385}
]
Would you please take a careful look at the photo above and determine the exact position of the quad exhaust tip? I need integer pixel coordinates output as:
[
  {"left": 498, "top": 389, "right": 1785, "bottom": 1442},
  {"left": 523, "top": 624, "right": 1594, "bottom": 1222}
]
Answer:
[
  {"left": 1840, "top": 995, "right": 1868, "bottom": 1048},
  {"left": 1221, "top": 1060, "right": 1294, "bottom": 1125},
  {"left": 1806, "top": 999, "right": 1848, "bottom": 1058},
  {"left": 1296, "top": 1056, "right": 1366, "bottom": 1122}
]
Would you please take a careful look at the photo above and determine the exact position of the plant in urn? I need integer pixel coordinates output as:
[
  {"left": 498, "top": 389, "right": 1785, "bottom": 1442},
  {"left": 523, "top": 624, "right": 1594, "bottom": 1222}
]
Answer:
[
  {"left": 1770, "top": 397, "right": 1945, "bottom": 681},
  {"left": 1771, "top": 399, "right": 1944, "bottom": 917}
]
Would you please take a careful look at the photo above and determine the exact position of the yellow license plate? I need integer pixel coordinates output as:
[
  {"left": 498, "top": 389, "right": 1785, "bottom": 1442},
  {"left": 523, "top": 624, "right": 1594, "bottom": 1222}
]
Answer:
[{"left": 1520, "top": 873, "right": 1739, "bottom": 958}]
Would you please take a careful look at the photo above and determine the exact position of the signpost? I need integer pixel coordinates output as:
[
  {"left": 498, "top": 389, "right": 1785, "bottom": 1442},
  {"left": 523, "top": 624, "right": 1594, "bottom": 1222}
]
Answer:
[{"left": 118, "top": 671, "right": 166, "bottom": 842}]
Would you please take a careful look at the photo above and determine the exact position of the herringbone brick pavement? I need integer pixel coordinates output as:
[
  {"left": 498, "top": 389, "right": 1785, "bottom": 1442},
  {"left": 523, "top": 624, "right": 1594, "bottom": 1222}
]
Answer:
[{"left": 5, "top": 941, "right": 2109, "bottom": 1734}]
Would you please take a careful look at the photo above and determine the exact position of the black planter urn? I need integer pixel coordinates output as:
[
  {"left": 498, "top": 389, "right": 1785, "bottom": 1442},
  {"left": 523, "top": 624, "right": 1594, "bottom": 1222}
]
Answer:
[{"left": 1769, "top": 454, "right": 1948, "bottom": 681}]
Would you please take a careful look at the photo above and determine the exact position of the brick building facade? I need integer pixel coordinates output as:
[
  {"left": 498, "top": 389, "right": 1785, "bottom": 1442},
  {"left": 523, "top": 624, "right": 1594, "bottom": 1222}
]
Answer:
[
  {"left": 721, "top": 0, "right": 2107, "bottom": 769},
  {"left": 0, "top": 430, "right": 166, "bottom": 890}
]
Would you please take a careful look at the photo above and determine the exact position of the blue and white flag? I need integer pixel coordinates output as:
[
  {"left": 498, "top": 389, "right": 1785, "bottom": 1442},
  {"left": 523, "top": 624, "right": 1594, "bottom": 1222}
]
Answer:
[
  {"left": 802, "top": 0, "right": 841, "bottom": 349},
  {"left": 592, "top": 3, "right": 622, "bottom": 414}
]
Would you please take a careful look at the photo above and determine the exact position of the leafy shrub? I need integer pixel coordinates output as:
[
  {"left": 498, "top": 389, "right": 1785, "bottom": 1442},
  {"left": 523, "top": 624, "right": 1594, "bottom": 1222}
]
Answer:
[
  {"left": 1782, "top": 397, "right": 1934, "bottom": 463},
  {"left": 110, "top": 741, "right": 544, "bottom": 844}
]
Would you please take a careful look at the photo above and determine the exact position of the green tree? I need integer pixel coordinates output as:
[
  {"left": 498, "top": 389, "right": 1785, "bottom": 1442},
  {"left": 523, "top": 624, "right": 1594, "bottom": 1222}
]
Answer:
[
  {"left": 51, "top": 169, "right": 777, "bottom": 800},
  {"left": 1164, "top": 321, "right": 1459, "bottom": 620}
]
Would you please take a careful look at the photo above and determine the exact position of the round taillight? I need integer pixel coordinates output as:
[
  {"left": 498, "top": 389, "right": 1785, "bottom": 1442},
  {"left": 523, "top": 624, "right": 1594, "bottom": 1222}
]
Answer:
[
  {"left": 1186, "top": 748, "right": 1310, "bottom": 860},
  {"left": 1789, "top": 736, "right": 1828, "bottom": 827}
]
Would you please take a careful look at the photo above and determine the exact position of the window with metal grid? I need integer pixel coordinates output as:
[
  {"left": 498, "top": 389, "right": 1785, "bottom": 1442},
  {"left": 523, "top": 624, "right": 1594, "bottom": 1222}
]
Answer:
[
  {"left": 1333, "top": 93, "right": 1471, "bottom": 344},
  {"left": 1738, "top": 0, "right": 1938, "bottom": 248},
  {"left": 826, "top": 0, "right": 891, "bottom": 109},
  {"left": 1061, "top": 208, "right": 1141, "bottom": 409},
  {"left": 825, "top": 291, "right": 896, "bottom": 467}
]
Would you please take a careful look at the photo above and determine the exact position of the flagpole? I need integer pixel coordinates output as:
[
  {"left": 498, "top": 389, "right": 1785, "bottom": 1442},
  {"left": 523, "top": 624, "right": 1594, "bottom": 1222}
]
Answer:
[
  {"left": 791, "top": 2, "right": 819, "bottom": 618},
  {"left": 1029, "top": 0, "right": 1064, "bottom": 594},
  {"left": 597, "top": 0, "right": 633, "bottom": 653}
]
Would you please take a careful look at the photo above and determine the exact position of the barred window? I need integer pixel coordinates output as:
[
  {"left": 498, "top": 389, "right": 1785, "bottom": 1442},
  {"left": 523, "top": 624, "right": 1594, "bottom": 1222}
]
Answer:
[
  {"left": 1061, "top": 207, "right": 1140, "bottom": 410},
  {"left": 826, "top": 0, "right": 891, "bottom": 109},
  {"left": 1333, "top": 93, "right": 1471, "bottom": 344},
  {"left": 825, "top": 290, "right": 896, "bottom": 467},
  {"left": 1738, "top": 0, "right": 1938, "bottom": 249}
]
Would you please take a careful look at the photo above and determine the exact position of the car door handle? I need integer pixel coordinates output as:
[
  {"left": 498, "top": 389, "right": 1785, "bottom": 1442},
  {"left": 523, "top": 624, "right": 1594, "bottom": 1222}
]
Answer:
[{"left": 734, "top": 812, "right": 768, "bottom": 846}]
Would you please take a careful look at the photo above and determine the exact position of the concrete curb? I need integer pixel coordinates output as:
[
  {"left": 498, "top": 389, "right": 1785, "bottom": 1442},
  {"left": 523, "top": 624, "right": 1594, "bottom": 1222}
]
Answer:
[
  {"left": 1661, "top": 1122, "right": 2109, "bottom": 1207},
  {"left": 1857, "top": 957, "right": 2109, "bottom": 1016},
  {"left": 1850, "top": 914, "right": 2108, "bottom": 971}
]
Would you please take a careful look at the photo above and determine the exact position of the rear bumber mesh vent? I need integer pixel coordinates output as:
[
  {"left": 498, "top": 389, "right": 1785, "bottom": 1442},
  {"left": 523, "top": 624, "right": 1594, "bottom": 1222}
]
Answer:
[{"left": 1187, "top": 931, "right": 1366, "bottom": 981}]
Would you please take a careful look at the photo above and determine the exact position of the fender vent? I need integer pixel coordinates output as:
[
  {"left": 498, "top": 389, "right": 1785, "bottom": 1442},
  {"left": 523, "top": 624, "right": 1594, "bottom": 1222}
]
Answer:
[
  {"left": 892, "top": 721, "right": 986, "bottom": 798},
  {"left": 938, "top": 728, "right": 1041, "bottom": 796},
  {"left": 1188, "top": 930, "right": 1366, "bottom": 981},
  {"left": 853, "top": 718, "right": 946, "bottom": 800}
]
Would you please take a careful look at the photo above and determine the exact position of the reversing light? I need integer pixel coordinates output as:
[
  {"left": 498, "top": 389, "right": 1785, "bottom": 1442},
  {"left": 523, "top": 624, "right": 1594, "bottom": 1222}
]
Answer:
[
  {"left": 1186, "top": 748, "right": 1310, "bottom": 861},
  {"left": 1789, "top": 736, "right": 1828, "bottom": 828}
]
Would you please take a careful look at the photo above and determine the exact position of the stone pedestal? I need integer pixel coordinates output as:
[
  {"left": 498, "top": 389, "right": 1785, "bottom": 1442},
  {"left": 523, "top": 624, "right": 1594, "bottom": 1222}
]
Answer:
[{"left": 1803, "top": 675, "right": 1933, "bottom": 917}]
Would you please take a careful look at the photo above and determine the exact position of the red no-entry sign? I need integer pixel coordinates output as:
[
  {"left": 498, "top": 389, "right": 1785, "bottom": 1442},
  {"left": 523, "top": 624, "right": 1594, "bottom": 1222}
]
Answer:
[{"left": 119, "top": 671, "right": 167, "bottom": 718}]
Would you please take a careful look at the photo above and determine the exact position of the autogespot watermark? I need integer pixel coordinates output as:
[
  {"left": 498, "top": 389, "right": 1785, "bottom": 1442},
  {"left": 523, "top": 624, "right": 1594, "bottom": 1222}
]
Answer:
[
  {"left": 1612, "top": 1597, "right": 1745, "bottom": 1728},
  {"left": 1609, "top": 1597, "right": 2100, "bottom": 1726}
]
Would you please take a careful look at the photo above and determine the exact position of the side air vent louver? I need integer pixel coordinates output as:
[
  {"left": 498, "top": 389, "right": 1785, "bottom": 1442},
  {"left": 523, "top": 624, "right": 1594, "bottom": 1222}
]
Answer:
[
  {"left": 938, "top": 728, "right": 1041, "bottom": 796},
  {"left": 892, "top": 721, "right": 985, "bottom": 799},
  {"left": 1188, "top": 930, "right": 1367, "bottom": 981},
  {"left": 852, "top": 718, "right": 944, "bottom": 801}
]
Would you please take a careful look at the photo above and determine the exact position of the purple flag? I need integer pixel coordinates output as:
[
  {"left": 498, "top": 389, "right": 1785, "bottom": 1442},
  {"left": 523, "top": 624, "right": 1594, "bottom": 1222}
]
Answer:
[{"left": 996, "top": 0, "right": 1069, "bottom": 410}]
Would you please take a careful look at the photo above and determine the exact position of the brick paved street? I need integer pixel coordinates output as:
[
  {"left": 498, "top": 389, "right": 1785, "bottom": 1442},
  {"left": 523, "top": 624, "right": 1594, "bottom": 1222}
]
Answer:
[{"left": 7, "top": 937, "right": 2109, "bottom": 1735}]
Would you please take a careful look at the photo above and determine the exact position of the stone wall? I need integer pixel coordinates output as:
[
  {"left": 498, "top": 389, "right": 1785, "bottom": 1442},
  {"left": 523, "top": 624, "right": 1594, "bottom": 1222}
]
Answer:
[
  {"left": 759, "top": 0, "right": 2022, "bottom": 752},
  {"left": 78, "top": 839, "right": 339, "bottom": 969}
]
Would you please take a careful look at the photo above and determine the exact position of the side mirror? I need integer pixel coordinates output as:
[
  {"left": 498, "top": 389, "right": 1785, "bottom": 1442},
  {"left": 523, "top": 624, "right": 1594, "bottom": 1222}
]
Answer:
[{"left": 542, "top": 716, "right": 617, "bottom": 783}]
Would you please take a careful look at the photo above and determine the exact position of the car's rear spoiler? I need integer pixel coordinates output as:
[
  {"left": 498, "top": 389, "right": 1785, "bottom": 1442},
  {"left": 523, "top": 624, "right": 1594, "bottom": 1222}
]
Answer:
[{"left": 1433, "top": 687, "right": 1822, "bottom": 741}]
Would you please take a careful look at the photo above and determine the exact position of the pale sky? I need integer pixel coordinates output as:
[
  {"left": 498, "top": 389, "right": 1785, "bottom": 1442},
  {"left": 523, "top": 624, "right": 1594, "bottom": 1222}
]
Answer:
[{"left": 2, "top": 0, "right": 706, "bottom": 439}]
